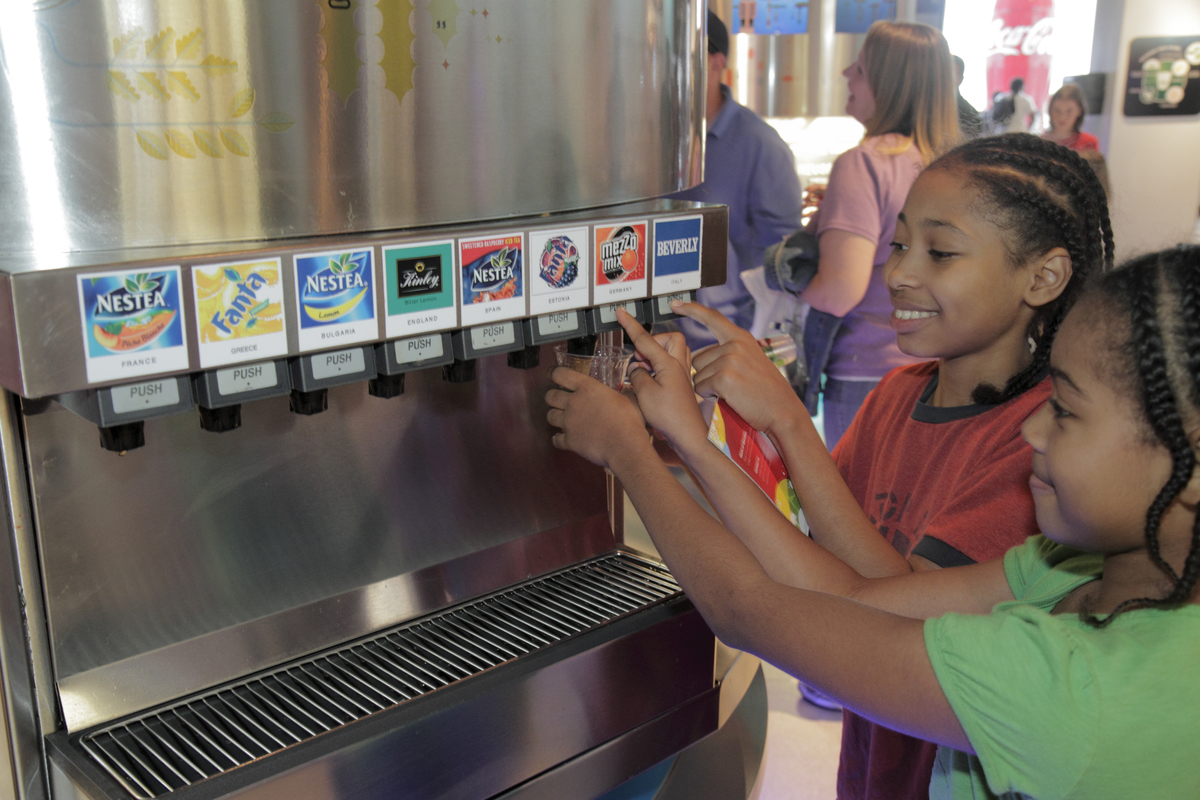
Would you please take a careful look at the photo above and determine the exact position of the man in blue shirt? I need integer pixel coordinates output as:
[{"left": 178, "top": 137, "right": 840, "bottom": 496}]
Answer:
[{"left": 672, "top": 11, "right": 803, "bottom": 348}]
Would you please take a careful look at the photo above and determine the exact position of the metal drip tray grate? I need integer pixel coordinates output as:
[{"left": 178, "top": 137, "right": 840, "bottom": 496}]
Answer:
[{"left": 78, "top": 552, "right": 681, "bottom": 799}]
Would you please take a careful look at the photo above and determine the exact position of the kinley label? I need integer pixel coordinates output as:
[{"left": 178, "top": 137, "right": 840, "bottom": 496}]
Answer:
[
  {"left": 193, "top": 258, "right": 288, "bottom": 368},
  {"left": 459, "top": 233, "right": 525, "bottom": 326},
  {"left": 77, "top": 266, "right": 189, "bottom": 384},
  {"left": 383, "top": 240, "right": 456, "bottom": 338},
  {"left": 529, "top": 226, "right": 589, "bottom": 315},
  {"left": 593, "top": 220, "right": 648, "bottom": 305},
  {"left": 293, "top": 248, "right": 378, "bottom": 351},
  {"left": 651, "top": 215, "right": 703, "bottom": 293}
]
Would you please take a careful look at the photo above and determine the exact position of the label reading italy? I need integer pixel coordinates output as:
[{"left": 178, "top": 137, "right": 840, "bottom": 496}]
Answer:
[
  {"left": 383, "top": 240, "right": 457, "bottom": 338},
  {"left": 294, "top": 248, "right": 377, "bottom": 352},
  {"left": 110, "top": 379, "right": 181, "bottom": 415},
  {"left": 538, "top": 311, "right": 577, "bottom": 336},
  {"left": 216, "top": 362, "right": 279, "bottom": 396},
  {"left": 470, "top": 322, "right": 515, "bottom": 350},
  {"left": 599, "top": 301, "right": 640, "bottom": 324},
  {"left": 311, "top": 348, "right": 366, "bottom": 380},
  {"left": 529, "top": 227, "right": 589, "bottom": 315},
  {"left": 459, "top": 233, "right": 525, "bottom": 326},
  {"left": 593, "top": 220, "right": 648, "bottom": 304},
  {"left": 77, "top": 267, "right": 188, "bottom": 384},
  {"left": 652, "top": 216, "right": 703, "bottom": 293},
  {"left": 395, "top": 334, "right": 444, "bottom": 364},
  {"left": 193, "top": 258, "right": 287, "bottom": 368}
]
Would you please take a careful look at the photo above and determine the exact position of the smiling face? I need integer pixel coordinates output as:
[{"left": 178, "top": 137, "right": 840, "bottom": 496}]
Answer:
[
  {"left": 1020, "top": 302, "right": 1173, "bottom": 552},
  {"left": 843, "top": 50, "right": 876, "bottom": 125},
  {"left": 1049, "top": 97, "right": 1083, "bottom": 135}
]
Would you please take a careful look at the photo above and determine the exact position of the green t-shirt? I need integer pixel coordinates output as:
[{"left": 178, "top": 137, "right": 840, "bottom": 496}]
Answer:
[{"left": 924, "top": 535, "right": 1200, "bottom": 799}]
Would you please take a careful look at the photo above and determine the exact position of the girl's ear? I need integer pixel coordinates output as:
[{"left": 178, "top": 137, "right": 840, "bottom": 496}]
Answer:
[{"left": 1025, "top": 247, "right": 1073, "bottom": 309}]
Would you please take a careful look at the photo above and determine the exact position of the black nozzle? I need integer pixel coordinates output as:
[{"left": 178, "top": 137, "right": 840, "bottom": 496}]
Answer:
[
  {"left": 507, "top": 345, "right": 541, "bottom": 370},
  {"left": 566, "top": 334, "right": 597, "bottom": 356},
  {"left": 289, "top": 388, "right": 329, "bottom": 415},
  {"left": 99, "top": 422, "right": 144, "bottom": 453},
  {"left": 442, "top": 359, "right": 476, "bottom": 383},
  {"left": 198, "top": 404, "right": 242, "bottom": 433},
  {"left": 369, "top": 373, "right": 406, "bottom": 398}
]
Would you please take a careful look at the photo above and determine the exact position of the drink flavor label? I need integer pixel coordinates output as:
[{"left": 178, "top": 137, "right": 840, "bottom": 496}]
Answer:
[
  {"left": 529, "top": 226, "right": 589, "bottom": 315},
  {"left": 382, "top": 240, "right": 457, "bottom": 338},
  {"left": 593, "top": 220, "right": 648, "bottom": 304},
  {"left": 193, "top": 258, "right": 287, "bottom": 368},
  {"left": 652, "top": 216, "right": 703, "bottom": 293},
  {"left": 459, "top": 233, "right": 525, "bottom": 326},
  {"left": 294, "top": 247, "right": 378, "bottom": 351},
  {"left": 77, "top": 266, "right": 189, "bottom": 383},
  {"left": 707, "top": 399, "right": 806, "bottom": 531}
]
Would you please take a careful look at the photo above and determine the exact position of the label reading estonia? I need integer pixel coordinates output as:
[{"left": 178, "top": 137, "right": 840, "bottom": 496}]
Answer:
[
  {"left": 529, "top": 227, "right": 589, "bottom": 315},
  {"left": 459, "top": 233, "right": 525, "bottom": 327},
  {"left": 652, "top": 216, "right": 703, "bottom": 293},
  {"left": 77, "top": 267, "right": 188, "bottom": 383},
  {"left": 193, "top": 258, "right": 287, "bottom": 368},
  {"left": 593, "top": 221, "right": 648, "bottom": 305},
  {"left": 383, "top": 240, "right": 456, "bottom": 338},
  {"left": 294, "top": 248, "right": 377, "bottom": 352}
]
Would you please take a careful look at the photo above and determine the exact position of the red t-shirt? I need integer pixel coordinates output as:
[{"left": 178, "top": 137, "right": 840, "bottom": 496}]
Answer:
[{"left": 828, "top": 361, "right": 1050, "bottom": 800}]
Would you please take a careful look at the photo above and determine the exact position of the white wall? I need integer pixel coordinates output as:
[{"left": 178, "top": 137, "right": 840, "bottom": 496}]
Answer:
[{"left": 1089, "top": 0, "right": 1200, "bottom": 262}]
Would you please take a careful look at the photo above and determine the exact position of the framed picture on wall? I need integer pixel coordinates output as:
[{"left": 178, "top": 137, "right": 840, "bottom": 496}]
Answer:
[{"left": 1123, "top": 36, "right": 1200, "bottom": 117}]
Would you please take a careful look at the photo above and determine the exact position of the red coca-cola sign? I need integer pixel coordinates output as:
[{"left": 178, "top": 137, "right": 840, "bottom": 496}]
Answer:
[{"left": 986, "top": 0, "right": 1055, "bottom": 113}]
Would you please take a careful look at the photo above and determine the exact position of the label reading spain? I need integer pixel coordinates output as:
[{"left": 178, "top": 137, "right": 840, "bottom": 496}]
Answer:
[
  {"left": 470, "top": 322, "right": 516, "bottom": 350},
  {"left": 216, "top": 362, "right": 279, "bottom": 396},
  {"left": 77, "top": 267, "right": 188, "bottom": 383},
  {"left": 193, "top": 258, "right": 287, "bottom": 368},
  {"left": 382, "top": 240, "right": 457, "bottom": 338},
  {"left": 294, "top": 248, "right": 377, "bottom": 352},
  {"left": 395, "top": 334, "right": 444, "bottom": 364},
  {"left": 310, "top": 348, "right": 366, "bottom": 380},
  {"left": 459, "top": 233, "right": 525, "bottom": 326},
  {"left": 599, "top": 301, "right": 640, "bottom": 324},
  {"left": 593, "top": 220, "right": 648, "bottom": 304},
  {"left": 652, "top": 216, "right": 703, "bottom": 293},
  {"left": 529, "top": 227, "right": 589, "bottom": 315},
  {"left": 110, "top": 379, "right": 181, "bottom": 415}
]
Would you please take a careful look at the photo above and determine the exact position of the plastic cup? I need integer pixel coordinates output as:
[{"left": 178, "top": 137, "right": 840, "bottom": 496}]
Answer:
[{"left": 553, "top": 342, "right": 636, "bottom": 390}]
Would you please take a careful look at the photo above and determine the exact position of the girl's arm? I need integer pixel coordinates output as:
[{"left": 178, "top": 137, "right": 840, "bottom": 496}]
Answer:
[{"left": 799, "top": 229, "right": 878, "bottom": 317}]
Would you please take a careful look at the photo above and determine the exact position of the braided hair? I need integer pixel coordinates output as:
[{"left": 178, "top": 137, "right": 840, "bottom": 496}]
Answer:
[
  {"left": 926, "top": 133, "right": 1115, "bottom": 404},
  {"left": 1084, "top": 245, "right": 1200, "bottom": 626}
]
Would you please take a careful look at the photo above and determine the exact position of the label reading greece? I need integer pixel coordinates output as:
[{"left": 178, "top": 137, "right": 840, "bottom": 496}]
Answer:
[
  {"left": 216, "top": 362, "right": 279, "bottom": 396},
  {"left": 538, "top": 311, "right": 577, "bottom": 336},
  {"left": 395, "top": 335, "right": 444, "bottom": 364},
  {"left": 110, "top": 379, "right": 180, "bottom": 415},
  {"left": 311, "top": 348, "right": 366, "bottom": 380},
  {"left": 599, "top": 301, "right": 639, "bottom": 324},
  {"left": 470, "top": 322, "right": 515, "bottom": 350}
]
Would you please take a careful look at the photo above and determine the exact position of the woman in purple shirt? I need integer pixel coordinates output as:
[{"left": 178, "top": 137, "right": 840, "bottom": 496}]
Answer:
[{"left": 801, "top": 22, "right": 960, "bottom": 448}]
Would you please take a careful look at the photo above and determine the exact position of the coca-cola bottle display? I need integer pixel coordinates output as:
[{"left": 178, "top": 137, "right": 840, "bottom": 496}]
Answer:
[{"left": 986, "top": 0, "right": 1054, "bottom": 113}]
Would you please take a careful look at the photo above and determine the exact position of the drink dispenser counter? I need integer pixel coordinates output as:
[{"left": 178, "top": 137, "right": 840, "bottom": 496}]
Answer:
[{"left": 0, "top": 2, "right": 768, "bottom": 799}]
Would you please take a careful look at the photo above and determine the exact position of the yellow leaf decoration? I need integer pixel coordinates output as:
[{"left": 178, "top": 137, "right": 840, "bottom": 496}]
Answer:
[
  {"left": 167, "top": 71, "right": 199, "bottom": 102},
  {"left": 135, "top": 130, "right": 168, "bottom": 160},
  {"left": 105, "top": 71, "right": 138, "bottom": 101},
  {"left": 219, "top": 128, "right": 250, "bottom": 157},
  {"left": 199, "top": 54, "right": 238, "bottom": 75},
  {"left": 112, "top": 29, "right": 140, "bottom": 58},
  {"left": 176, "top": 28, "right": 202, "bottom": 60},
  {"left": 136, "top": 71, "right": 170, "bottom": 102},
  {"left": 229, "top": 88, "right": 255, "bottom": 118},
  {"left": 257, "top": 112, "right": 295, "bottom": 133},
  {"left": 165, "top": 129, "right": 195, "bottom": 158},
  {"left": 193, "top": 129, "right": 224, "bottom": 158},
  {"left": 144, "top": 27, "right": 174, "bottom": 60}
]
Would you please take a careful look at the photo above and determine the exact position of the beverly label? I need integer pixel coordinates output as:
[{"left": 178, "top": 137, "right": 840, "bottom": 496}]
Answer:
[
  {"left": 382, "top": 239, "right": 457, "bottom": 338},
  {"left": 529, "top": 227, "right": 590, "bottom": 315},
  {"left": 293, "top": 248, "right": 378, "bottom": 351},
  {"left": 651, "top": 216, "right": 703, "bottom": 293},
  {"left": 593, "top": 220, "right": 648, "bottom": 304},
  {"left": 459, "top": 233, "right": 526, "bottom": 326},
  {"left": 193, "top": 258, "right": 288, "bottom": 368},
  {"left": 77, "top": 266, "right": 189, "bottom": 383}
]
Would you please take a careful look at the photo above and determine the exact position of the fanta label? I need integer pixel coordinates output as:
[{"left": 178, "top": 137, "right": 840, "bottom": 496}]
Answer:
[{"left": 194, "top": 258, "right": 288, "bottom": 368}]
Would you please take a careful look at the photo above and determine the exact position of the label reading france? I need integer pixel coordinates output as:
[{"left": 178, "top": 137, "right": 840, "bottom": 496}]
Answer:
[
  {"left": 77, "top": 267, "right": 189, "bottom": 383},
  {"left": 459, "top": 233, "right": 525, "bottom": 326},
  {"left": 529, "top": 227, "right": 589, "bottom": 315},
  {"left": 383, "top": 240, "right": 457, "bottom": 338},
  {"left": 193, "top": 258, "right": 287, "bottom": 368},
  {"left": 652, "top": 216, "right": 703, "bottom": 293},
  {"left": 593, "top": 221, "right": 647, "bottom": 304},
  {"left": 294, "top": 248, "right": 377, "bottom": 351}
]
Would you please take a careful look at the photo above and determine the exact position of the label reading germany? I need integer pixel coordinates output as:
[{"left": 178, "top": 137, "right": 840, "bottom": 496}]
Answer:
[{"left": 593, "top": 220, "right": 648, "bottom": 305}]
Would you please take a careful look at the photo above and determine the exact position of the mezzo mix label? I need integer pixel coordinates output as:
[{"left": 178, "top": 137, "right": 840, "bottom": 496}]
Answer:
[
  {"left": 293, "top": 247, "right": 378, "bottom": 351},
  {"left": 593, "top": 220, "right": 647, "bottom": 304},
  {"left": 193, "top": 258, "right": 287, "bottom": 368},
  {"left": 77, "top": 266, "right": 189, "bottom": 383},
  {"left": 459, "top": 233, "right": 525, "bottom": 326},
  {"left": 382, "top": 239, "right": 457, "bottom": 338}
]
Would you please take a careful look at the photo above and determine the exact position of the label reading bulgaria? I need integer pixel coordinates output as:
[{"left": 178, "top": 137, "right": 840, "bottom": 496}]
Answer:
[
  {"left": 459, "top": 233, "right": 525, "bottom": 326},
  {"left": 77, "top": 266, "right": 189, "bottom": 383},
  {"left": 193, "top": 258, "right": 288, "bottom": 368},
  {"left": 382, "top": 240, "right": 457, "bottom": 338},
  {"left": 529, "top": 227, "right": 590, "bottom": 315},
  {"left": 593, "top": 220, "right": 648, "bottom": 305},
  {"left": 651, "top": 216, "right": 703, "bottom": 293},
  {"left": 294, "top": 248, "right": 377, "bottom": 351}
]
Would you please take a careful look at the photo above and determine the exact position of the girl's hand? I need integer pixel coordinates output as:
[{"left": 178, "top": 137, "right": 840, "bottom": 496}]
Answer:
[
  {"left": 546, "top": 368, "right": 651, "bottom": 470},
  {"left": 675, "top": 302, "right": 804, "bottom": 436}
]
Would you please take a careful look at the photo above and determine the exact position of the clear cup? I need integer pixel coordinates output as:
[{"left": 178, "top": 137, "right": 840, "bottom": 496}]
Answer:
[{"left": 553, "top": 342, "right": 636, "bottom": 390}]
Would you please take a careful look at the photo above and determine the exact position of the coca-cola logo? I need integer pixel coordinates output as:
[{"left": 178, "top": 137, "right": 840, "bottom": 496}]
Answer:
[{"left": 987, "top": 16, "right": 1054, "bottom": 58}]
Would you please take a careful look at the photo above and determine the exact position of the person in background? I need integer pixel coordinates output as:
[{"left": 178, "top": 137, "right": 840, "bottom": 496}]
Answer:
[
  {"left": 1043, "top": 83, "right": 1100, "bottom": 152},
  {"left": 1000, "top": 76, "right": 1036, "bottom": 133},
  {"left": 951, "top": 56, "right": 981, "bottom": 138},
  {"left": 671, "top": 10, "right": 803, "bottom": 349}
]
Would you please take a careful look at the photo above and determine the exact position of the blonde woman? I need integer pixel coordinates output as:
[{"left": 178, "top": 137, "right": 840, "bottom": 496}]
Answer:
[{"left": 799, "top": 20, "right": 959, "bottom": 449}]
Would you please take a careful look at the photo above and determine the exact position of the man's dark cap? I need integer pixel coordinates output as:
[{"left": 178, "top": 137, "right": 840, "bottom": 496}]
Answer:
[{"left": 707, "top": 10, "right": 729, "bottom": 57}]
